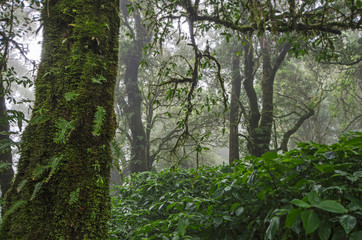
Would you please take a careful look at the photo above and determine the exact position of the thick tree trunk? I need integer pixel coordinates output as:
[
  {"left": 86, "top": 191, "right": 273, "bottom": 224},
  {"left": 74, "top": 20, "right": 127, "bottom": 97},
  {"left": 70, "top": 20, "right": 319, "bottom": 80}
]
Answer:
[
  {"left": 243, "top": 36, "right": 290, "bottom": 157},
  {"left": 0, "top": 83, "right": 14, "bottom": 200},
  {"left": 0, "top": 1, "right": 119, "bottom": 239},
  {"left": 229, "top": 49, "right": 242, "bottom": 164}
]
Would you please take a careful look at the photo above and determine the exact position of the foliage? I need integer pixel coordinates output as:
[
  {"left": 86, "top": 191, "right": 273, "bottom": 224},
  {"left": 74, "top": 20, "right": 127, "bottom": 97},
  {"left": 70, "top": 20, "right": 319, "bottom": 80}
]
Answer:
[{"left": 110, "top": 132, "right": 361, "bottom": 239}]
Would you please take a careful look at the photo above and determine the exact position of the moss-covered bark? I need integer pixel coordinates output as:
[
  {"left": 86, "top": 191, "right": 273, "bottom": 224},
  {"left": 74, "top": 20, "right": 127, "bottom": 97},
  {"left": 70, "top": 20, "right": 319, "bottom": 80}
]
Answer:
[
  {"left": 0, "top": 0, "right": 119, "bottom": 239},
  {"left": 0, "top": 83, "right": 14, "bottom": 201}
]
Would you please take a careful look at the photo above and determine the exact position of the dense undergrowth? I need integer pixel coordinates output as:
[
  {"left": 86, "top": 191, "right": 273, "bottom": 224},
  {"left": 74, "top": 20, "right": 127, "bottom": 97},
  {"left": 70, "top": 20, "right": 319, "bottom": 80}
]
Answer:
[{"left": 110, "top": 132, "right": 362, "bottom": 240}]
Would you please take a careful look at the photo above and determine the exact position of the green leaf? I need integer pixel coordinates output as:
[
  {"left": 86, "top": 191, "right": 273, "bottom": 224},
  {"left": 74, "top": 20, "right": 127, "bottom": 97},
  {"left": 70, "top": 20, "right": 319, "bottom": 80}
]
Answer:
[
  {"left": 344, "top": 136, "right": 362, "bottom": 146},
  {"left": 314, "top": 163, "right": 335, "bottom": 173},
  {"left": 307, "top": 190, "right": 321, "bottom": 206},
  {"left": 167, "top": 202, "right": 178, "bottom": 212},
  {"left": 323, "top": 151, "right": 337, "bottom": 160},
  {"left": 230, "top": 202, "right": 240, "bottom": 212},
  {"left": 353, "top": 171, "right": 362, "bottom": 178},
  {"left": 213, "top": 217, "right": 223, "bottom": 227},
  {"left": 350, "top": 231, "right": 362, "bottom": 240},
  {"left": 262, "top": 151, "right": 278, "bottom": 160},
  {"left": 318, "top": 221, "right": 331, "bottom": 240},
  {"left": 235, "top": 206, "right": 244, "bottom": 216},
  {"left": 177, "top": 218, "right": 187, "bottom": 237},
  {"left": 339, "top": 215, "right": 356, "bottom": 235},
  {"left": 285, "top": 209, "right": 301, "bottom": 228},
  {"left": 301, "top": 210, "right": 319, "bottom": 235},
  {"left": 317, "top": 200, "right": 348, "bottom": 213},
  {"left": 347, "top": 197, "right": 362, "bottom": 211},
  {"left": 212, "top": 188, "right": 224, "bottom": 199},
  {"left": 265, "top": 216, "right": 279, "bottom": 240},
  {"left": 291, "top": 199, "right": 310, "bottom": 208}
]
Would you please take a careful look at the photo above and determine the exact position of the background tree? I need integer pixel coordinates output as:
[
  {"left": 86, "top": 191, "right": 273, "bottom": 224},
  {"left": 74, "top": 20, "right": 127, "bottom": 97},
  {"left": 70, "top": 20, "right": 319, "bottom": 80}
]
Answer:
[
  {"left": 118, "top": 0, "right": 150, "bottom": 173},
  {"left": 141, "top": 0, "right": 361, "bottom": 159},
  {"left": 0, "top": 0, "right": 120, "bottom": 238}
]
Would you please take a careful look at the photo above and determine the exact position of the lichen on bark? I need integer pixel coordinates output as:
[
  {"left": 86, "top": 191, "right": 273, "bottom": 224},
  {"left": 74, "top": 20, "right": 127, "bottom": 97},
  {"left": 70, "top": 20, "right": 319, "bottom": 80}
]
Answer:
[{"left": 0, "top": 0, "right": 120, "bottom": 239}]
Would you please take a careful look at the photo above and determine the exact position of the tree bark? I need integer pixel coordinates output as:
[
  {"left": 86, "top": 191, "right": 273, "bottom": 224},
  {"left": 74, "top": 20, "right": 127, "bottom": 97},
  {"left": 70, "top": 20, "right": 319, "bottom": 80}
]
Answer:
[
  {"left": 119, "top": 0, "right": 149, "bottom": 173},
  {"left": 280, "top": 108, "right": 315, "bottom": 152},
  {"left": 229, "top": 47, "right": 242, "bottom": 164},
  {"left": 0, "top": 0, "right": 119, "bottom": 239},
  {"left": 244, "top": 35, "right": 290, "bottom": 157},
  {"left": 243, "top": 35, "right": 261, "bottom": 156}
]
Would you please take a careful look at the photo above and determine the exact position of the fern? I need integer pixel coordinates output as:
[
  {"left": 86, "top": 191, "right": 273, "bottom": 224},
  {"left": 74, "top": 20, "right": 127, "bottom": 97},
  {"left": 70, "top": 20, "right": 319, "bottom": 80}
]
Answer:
[
  {"left": 4, "top": 200, "right": 26, "bottom": 218},
  {"left": 64, "top": 91, "right": 80, "bottom": 101},
  {"left": 69, "top": 187, "right": 80, "bottom": 205},
  {"left": 32, "top": 164, "right": 47, "bottom": 180},
  {"left": 45, "top": 155, "right": 63, "bottom": 183},
  {"left": 0, "top": 139, "right": 13, "bottom": 154},
  {"left": 91, "top": 75, "right": 107, "bottom": 84},
  {"left": 16, "top": 179, "right": 28, "bottom": 193},
  {"left": 54, "top": 117, "right": 75, "bottom": 144},
  {"left": 92, "top": 106, "right": 106, "bottom": 136},
  {"left": 31, "top": 182, "right": 43, "bottom": 200},
  {"left": 0, "top": 162, "right": 11, "bottom": 171}
]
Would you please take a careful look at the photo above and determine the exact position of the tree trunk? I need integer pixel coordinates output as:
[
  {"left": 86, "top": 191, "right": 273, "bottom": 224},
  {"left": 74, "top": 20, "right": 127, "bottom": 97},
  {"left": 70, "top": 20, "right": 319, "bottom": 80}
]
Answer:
[
  {"left": 0, "top": 0, "right": 119, "bottom": 239},
  {"left": 119, "top": 0, "right": 150, "bottom": 173},
  {"left": 229, "top": 48, "right": 242, "bottom": 164},
  {"left": 0, "top": 83, "right": 14, "bottom": 200},
  {"left": 124, "top": 52, "right": 148, "bottom": 173},
  {"left": 243, "top": 35, "right": 262, "bottom": 156}
]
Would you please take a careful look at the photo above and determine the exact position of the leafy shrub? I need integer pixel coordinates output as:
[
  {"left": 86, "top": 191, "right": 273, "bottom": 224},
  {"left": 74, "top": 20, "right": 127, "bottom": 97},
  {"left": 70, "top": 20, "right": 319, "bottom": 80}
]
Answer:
[{"left": 109, "top": 132, "right": 362, "bottom": 239}]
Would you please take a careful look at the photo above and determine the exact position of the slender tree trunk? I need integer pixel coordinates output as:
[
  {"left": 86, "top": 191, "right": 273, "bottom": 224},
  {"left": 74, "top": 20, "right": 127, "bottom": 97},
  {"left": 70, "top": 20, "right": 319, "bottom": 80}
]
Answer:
[
  {"left": 0, "top": 83, "right": 14, "bottom": 200},
  {"left": 280, "top": 108, "right": 315, "bottom": 152},
  {"left": 124, "top": 52, "right": 148, "bottom": 173},
  {"left": 119, "top": 0, "right": 150, "bottom": 173},
  {"left": 243, "top": 35, "right": 261, "bottom": 156},
  {"left": 229, "top": 48, "right": 242, "bottom": 164},
  {"left": 0, "top": 1, "right": 119, "bottom": 239}
]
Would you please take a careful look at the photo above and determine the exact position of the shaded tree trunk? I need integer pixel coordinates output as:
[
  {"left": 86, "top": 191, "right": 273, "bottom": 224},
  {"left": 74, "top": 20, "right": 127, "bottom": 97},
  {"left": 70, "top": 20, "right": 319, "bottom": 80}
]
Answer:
[
  {"left": 244, "top": 35, "right": 290, "bottom": 157},
  {"left": 124, "top": 52, "right": 147, "bottom": 173},
  {"left": 0, "top": 0, "right": 119, "bottom": 239},
  {"left": 280, "top": 108, "right": 315, "bottom": 152},
  {"left": 243, "top": 35, "right": 261, "bottom": 156},
  {"left": 119, "top": 0, "right": 150, "bottom": 173},
  {"left": 229, "top": 47, "right": 242, "bottom": 164}
]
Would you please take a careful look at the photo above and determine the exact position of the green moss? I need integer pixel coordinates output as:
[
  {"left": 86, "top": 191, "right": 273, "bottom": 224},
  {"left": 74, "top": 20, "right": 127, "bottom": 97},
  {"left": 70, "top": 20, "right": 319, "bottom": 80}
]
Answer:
[{"left": 0, "top": 0, "right": 119, "bottom": 239}]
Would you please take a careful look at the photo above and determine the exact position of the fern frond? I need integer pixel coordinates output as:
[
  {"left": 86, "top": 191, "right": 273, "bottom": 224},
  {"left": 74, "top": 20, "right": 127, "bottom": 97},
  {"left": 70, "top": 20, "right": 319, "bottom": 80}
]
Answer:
[
  {"left": 31, "top": 182, "right": 43, "bottom": 200},
  {"left": 92, "top": 106, "right": 106, "bottom": 136},
  {"left": 69, "top": 187, "right": 80, "bottom": 205},
  {"left": 54, "top": 118, "right": 75, "bottom": 144}
]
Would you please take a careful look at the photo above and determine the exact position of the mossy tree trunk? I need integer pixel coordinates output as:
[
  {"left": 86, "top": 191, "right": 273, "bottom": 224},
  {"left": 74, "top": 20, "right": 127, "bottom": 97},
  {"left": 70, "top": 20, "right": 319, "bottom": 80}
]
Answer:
[
  {"left": 0, "top": 83, "right": 14, "bottom": 200},
  {"left": 0, "top": 0, "right": 119, "bottom": 239}
]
